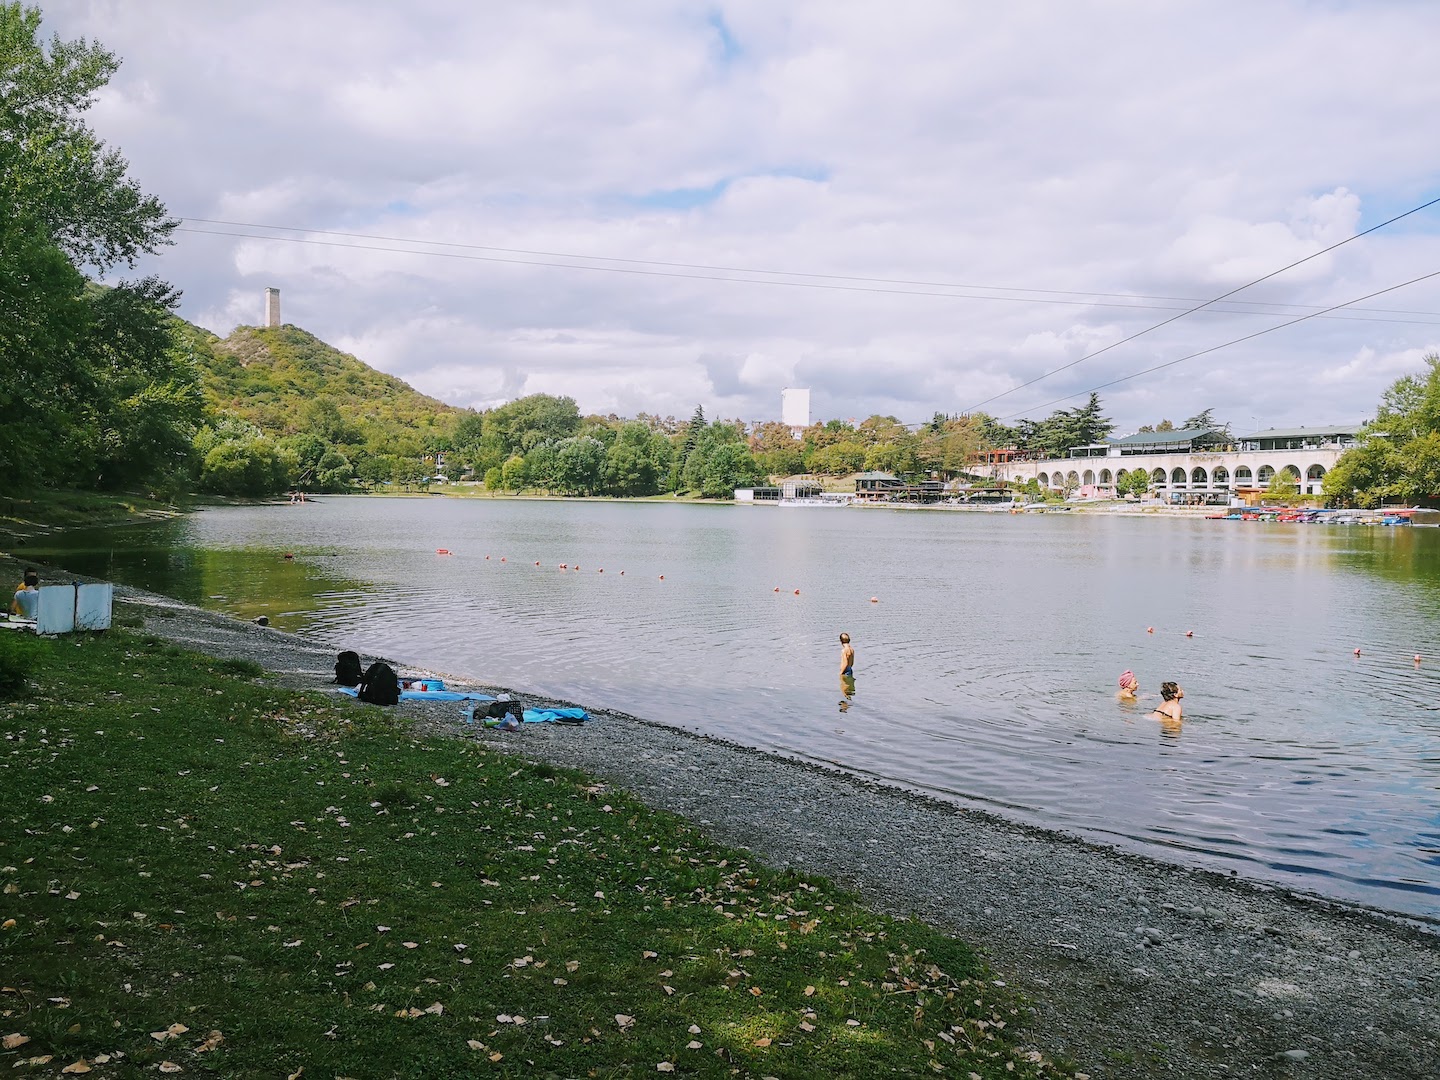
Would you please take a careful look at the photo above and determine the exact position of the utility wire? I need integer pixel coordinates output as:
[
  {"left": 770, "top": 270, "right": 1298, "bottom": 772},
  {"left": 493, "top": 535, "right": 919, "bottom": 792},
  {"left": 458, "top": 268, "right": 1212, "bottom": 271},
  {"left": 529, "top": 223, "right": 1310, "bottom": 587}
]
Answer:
[
  {"left": 961, "top": 193, "right": 1440, "bottom": 415},
  {"left": 174, "top": 222, "right": 1440, "bottom": 327},
  {"left": 995, "top": 266, "right": 1440, "bottom": 423}
]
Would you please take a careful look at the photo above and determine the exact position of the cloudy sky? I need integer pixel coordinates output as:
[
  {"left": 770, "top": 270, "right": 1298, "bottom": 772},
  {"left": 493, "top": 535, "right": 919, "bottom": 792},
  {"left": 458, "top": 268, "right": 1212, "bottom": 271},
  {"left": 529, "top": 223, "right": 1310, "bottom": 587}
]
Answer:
[{"left": 42, "top": 0, "right": 1440, "bottom": 434}]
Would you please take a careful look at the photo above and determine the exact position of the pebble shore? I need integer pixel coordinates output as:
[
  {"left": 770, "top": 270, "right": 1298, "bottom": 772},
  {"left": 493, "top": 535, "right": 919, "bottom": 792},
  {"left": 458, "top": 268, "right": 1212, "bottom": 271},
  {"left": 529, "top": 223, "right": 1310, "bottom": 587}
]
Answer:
[{"left": 10, "top": 562, "right": 1438, "bottom": 1080}]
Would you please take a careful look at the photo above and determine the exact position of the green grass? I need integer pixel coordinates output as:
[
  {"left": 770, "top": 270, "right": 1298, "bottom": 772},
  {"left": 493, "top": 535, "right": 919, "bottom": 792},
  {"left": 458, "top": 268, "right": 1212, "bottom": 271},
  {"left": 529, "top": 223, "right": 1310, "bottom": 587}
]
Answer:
[{"left": 0, "top": 631, "right": 1071, "bottom": 1078}]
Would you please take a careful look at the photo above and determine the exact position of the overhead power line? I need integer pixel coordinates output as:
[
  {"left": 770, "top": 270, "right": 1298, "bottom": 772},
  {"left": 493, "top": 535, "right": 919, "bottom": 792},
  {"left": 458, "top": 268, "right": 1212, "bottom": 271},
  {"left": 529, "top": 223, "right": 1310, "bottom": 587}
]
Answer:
[
  {"left": 996, "top": 265, "right": 1440, "bottom": 423},
  {"left": 960, "top": 193, "right": 1440, "bottom": 416},
  {"left": 174, "top": 217, "right": 1440, "bottom": 327}
]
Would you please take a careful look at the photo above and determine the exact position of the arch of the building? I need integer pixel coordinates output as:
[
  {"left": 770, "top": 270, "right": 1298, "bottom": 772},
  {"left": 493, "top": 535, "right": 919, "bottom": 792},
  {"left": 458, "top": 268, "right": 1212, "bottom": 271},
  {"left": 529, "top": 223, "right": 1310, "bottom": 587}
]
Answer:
[
  {"left": 1170, "top": 466, "right": 1187, "bottom": 485},
  {"left": 1099, "top": 468, "right": 1113, "bottom": 484},
  {"left": 1151, "top": 467, "right": 1167, "bottom": 484},
  {"left": 1083, "top": 469, "right": 1096, "bottom": 485},
  {"left": 1307, "top": 464, "right": 1326, "bottom": 481},
  {"left": 1213, "top": 466, "right": 1229, "bottom": 486},
  {"left": 1234, "top": 465, "right": 1253, "bottom": 484},
  {"left": 1116, "top": 468, "right": 1128, "bottom": 482},
  {"left": 1037, "top": 472, "right": 1050, "bottom": 487},
  {"left": 1257, "top": 465, "right": 1275, "bottom": 484},
  {"left": 1191, "top": 466, "right": 1208, "bottom": 485},
  {"left": 1066, "top": 470, "right": 1080, "bottom": 486}
]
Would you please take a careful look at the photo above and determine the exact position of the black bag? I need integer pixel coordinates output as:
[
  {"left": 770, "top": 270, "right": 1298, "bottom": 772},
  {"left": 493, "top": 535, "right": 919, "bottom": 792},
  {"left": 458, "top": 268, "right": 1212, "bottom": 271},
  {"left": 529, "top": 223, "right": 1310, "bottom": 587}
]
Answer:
[
  {"left": 358, "top": 661, "right": 400, "bottom": 706},
  {"left": 334, "top": 650, "right": 363, "bottom": 687}
]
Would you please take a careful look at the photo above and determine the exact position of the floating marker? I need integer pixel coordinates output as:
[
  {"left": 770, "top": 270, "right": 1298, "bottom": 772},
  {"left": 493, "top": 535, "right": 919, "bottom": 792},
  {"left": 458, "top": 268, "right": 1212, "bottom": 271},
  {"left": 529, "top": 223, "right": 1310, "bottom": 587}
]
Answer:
[
  {"left": 1185, "top": 630, "right": 1194, "bottom": 637},
  {"left": 535, "top": 560, "right": 540, "bottom": 565},
  {"left": 619, "top": 570, "right": 625, "bottom": 575},
  {"left": 485, "top": 555, "right": 490, "bottom": 560},
  {"left": 870, "top": 596, "right": 879, "bottom": 603},
  {"left": 1354, "top": 647, "right": 1362, "bottom": 656},
  {"left": 659, "top": 575, "right": 664, "bottom": 580},
  {"left": 1146, "top": 626, "right": 1154, "bottom": 634},
  {"left": 500, "top": 557, "right": 506, "bottom": 562},
  {"left": 574, "top": 565, "right": 580, "bottom": 571},
  {"left": 436, "top": 549, "right": 452, "bottom": 555},
  {"left": 794, "top": 589, "right": 800, "bottom": 595},
  {"left": 559, "top": 563, "right": 567, "bottom": 569},
  {"left": 598, "top": 568, "right": 604, "bottom": 573},
  {"left": 1415, "top": 655, "right": 1423, "bottom": 663},
  {"left": 773, "top": 587, "right": 781, "bottom": 593}
]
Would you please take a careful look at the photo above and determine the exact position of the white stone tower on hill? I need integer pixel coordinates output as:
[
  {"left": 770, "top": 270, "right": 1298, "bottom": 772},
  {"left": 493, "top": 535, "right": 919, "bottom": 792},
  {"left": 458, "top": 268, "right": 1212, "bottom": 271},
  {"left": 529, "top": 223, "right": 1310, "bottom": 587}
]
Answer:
[{"left": 264, "top": 287, "right": 281, "bottom": 328}]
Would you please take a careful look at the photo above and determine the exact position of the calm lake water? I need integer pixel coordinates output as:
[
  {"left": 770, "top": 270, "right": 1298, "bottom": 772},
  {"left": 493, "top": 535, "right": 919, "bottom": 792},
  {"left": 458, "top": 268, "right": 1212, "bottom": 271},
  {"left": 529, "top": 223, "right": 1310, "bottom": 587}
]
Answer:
[{"left": 28, "top": 497, "right": 1440, "bottom": 921}]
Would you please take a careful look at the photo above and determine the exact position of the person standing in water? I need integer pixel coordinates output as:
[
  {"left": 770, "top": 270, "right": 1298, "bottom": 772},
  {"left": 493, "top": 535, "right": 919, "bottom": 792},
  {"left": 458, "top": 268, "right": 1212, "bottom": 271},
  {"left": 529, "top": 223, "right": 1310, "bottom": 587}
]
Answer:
[
  {"left": 839, "top": 633, "right": 855, "bottom": 676},
  {"left": 1152, "top": 681, "right": 1183, "bottom": 721},
  {"left": 1117, "top": 670, "right": 1138, "bottom": 701}
]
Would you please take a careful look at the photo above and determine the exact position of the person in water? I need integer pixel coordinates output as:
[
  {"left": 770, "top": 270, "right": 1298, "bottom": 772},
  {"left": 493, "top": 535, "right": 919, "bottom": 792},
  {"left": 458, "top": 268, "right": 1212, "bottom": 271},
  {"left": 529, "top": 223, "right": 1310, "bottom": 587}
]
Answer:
[
  {"left": 1117, "top": 670, "right": 1139, "bottom": 701},
  {"left": 839, "top": 632, "right": 855, "bottom": 677},
  {"left": 1152, "top": 681, "right": 1184, "bottom": 721}
]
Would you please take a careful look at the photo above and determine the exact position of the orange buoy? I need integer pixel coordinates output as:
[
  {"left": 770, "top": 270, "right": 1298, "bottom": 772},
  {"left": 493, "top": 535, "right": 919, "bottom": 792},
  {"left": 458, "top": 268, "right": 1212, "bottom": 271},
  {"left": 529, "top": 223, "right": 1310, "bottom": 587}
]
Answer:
[
  {"left": 1354, "top": 647, "right": 1362, "bottom": 656},
  {"left": 793, "top": 589, "right": 800, "bottom": 595},
  {"left": 773, "top": 587, "right": 781, "bottom": 592},
  {"left": 485, "top": 555, "right": 490, "bottom": 560},
  {"left": 559, "top": 563, "right": 567, "bottom": 569},
  {"left": 870, "top": 597, "right": 878, "bottom": 603},
  {"left": 619, "top": 570, "right": 625, "bottom": 575},
  {"left": 659, "top": 575, "right": 664, "bottom": 580},
  {"left": 1415, "top": 654, "right": 1423, "bottom": 663},
  {"left": 1146, "top": 626, "right": 1154, "bottom": 634},
  {"left": 1185, "top": 630, "right": 1194, "bottom": 637},
  {"left": 535, "top": 560, "right": 540, "bottom": 566},
  {"left": 436, "top": 549, "right": 451, "bottom": 555},
  {"left": 597, "top": 568, "right": 603, "bottom": 573},
  {"left": 500, "top": 557, "right": 506, "bottom": 562},
  {"left": 574, "top": 565, "right": 580, "bottom": 571}
]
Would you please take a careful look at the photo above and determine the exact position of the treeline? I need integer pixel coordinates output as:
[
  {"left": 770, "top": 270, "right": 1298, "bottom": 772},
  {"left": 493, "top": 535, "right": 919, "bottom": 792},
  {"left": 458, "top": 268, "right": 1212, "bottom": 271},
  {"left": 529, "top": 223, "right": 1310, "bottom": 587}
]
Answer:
[{"left": 1325, "top": 353, "right": 1440, "bottom": 507}]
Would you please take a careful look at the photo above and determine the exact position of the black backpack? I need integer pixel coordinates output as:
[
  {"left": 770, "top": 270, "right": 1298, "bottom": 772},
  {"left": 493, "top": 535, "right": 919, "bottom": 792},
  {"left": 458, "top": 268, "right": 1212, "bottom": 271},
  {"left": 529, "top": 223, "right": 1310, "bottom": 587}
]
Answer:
[
  {"left": 334, "top": 650, "right": 363, "bottom": 687},
  {"left": 358, "top": 661, "right": 400, "bottom": 706}
]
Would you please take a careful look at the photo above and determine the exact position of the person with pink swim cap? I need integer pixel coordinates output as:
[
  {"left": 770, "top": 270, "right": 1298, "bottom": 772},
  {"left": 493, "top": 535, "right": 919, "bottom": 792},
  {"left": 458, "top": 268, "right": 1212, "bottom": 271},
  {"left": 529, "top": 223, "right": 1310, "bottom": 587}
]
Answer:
[{"left": 1117, "top": 670, "right": 1139, "bottom": 701}]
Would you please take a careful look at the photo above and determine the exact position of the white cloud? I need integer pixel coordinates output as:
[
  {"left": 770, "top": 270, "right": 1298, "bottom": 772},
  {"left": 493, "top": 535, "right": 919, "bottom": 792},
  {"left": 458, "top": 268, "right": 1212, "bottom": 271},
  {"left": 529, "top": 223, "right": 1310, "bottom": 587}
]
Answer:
[{"left": 41, "top": 0, "right": 1440, "bottom": 432}]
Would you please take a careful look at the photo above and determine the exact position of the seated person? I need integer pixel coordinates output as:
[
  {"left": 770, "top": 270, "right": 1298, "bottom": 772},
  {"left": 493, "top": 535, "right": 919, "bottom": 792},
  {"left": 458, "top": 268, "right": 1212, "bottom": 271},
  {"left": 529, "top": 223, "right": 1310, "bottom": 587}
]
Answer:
[
  {"left": 1152, "top": 681, "right": 1184, "bottom": 721},
  {"left": 11, "top": 569, "right": 38, "bottom": 620}
]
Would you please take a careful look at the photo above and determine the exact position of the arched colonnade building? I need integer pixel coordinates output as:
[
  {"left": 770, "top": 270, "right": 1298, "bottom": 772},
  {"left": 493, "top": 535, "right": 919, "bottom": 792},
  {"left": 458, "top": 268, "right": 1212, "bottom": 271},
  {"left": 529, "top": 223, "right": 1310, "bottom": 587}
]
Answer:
[{"left": 980, "top": 425, "right": 1362, "bottom": 498}]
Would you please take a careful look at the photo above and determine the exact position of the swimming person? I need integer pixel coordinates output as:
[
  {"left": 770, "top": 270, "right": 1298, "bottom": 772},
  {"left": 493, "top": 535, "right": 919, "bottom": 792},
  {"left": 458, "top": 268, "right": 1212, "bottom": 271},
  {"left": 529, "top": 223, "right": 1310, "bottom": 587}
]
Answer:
[
  {"left": 1152, "top": 681, "right": 1184, "bottom": 721},
  {"left": 839, "top": 632, "right": 855, "bottom": 677},
  {"left": 1117, "top": 670, "right": 1138, "bottom": 701}
]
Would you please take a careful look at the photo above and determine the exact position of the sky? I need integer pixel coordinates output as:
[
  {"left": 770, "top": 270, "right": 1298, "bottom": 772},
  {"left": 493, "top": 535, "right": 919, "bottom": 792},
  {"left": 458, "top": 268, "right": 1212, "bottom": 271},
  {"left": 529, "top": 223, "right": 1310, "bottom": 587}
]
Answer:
[{"left": 40, "top": 0, "right": 1440, "bottom": 435}]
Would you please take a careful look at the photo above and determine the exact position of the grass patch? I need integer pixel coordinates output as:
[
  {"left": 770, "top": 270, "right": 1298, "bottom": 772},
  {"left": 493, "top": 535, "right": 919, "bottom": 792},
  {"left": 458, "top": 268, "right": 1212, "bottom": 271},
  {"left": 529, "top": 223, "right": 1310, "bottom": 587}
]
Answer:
[{"left": 0, "top": 631, "right": 1071, "bottom": 1077}]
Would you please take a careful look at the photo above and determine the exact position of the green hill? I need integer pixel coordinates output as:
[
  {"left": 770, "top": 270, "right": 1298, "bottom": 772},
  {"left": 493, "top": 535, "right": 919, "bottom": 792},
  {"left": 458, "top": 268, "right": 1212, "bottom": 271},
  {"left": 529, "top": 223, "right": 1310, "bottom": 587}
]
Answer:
[{"left": 181, "top": 322, "right": 467, "bottom": 448}]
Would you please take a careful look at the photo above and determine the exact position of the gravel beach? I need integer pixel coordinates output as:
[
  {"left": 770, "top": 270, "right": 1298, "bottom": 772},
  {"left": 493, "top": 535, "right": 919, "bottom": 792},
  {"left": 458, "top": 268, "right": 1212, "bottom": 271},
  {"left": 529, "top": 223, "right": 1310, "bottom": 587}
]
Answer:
[{"left": 8, "top": 559, "right": 1438, "bottom": 1079}]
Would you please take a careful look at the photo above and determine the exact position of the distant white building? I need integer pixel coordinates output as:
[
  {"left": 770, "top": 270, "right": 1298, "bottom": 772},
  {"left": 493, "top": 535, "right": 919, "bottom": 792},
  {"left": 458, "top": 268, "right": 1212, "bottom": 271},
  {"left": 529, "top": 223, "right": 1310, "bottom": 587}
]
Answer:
[{"left": 781, "top": 387, "right": 810, "bottom": 438}]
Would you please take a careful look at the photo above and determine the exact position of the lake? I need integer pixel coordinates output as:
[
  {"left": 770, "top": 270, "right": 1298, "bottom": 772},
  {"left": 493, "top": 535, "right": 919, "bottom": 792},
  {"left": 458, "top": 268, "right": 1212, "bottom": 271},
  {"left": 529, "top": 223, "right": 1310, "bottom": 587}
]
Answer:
[{"left": 27, "top": 497, "right": 1440, "bottom": 921}]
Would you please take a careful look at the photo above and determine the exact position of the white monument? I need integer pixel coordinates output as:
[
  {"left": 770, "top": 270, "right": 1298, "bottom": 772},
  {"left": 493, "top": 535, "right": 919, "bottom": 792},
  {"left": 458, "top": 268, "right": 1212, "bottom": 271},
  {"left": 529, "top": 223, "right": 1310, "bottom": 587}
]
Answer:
[
  {"left": 781, "top": 387, "right": 810, "bottom": 438},
  {"left": 264, "top": 287, "right": 281, "bottom": 328}
]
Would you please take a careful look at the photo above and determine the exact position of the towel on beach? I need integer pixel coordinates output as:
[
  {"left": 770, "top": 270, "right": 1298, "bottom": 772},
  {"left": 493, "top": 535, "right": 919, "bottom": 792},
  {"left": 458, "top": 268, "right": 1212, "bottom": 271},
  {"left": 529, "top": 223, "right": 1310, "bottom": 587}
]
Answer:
[
  {"left": 337, "top": 686, "right": 495, "bottom": 703},
  {"left": 521, "top": 707, "right": 590, "bottom": 724}
]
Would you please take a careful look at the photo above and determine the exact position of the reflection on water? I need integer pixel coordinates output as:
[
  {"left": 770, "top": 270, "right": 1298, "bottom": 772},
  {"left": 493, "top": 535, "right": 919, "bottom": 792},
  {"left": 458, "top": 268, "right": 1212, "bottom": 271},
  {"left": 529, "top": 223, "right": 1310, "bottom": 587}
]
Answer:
[{"left": 29, "top": 497, "right": 1440, "bottom": 921}]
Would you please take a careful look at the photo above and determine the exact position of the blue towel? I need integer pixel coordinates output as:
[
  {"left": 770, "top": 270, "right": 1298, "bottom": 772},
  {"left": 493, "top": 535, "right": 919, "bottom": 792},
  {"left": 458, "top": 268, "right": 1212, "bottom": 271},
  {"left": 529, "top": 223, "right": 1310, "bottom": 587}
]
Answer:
[
  {"left": 522, "top": 707, "right": 590, "bottom": 724},
  {"left": 337, "top": 686, "right": 495, "bottom": 703}
]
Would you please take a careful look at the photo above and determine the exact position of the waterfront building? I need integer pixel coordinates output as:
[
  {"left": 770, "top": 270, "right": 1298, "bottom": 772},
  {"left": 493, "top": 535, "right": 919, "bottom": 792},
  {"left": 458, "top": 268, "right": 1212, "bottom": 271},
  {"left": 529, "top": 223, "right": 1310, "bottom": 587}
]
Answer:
[{"left": 976, "top": 424, "right": 1363, "bottom": 499}]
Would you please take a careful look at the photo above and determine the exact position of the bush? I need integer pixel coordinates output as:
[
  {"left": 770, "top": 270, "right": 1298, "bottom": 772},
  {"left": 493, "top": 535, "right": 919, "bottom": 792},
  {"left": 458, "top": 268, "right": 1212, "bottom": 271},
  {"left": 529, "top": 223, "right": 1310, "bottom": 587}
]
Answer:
[{"left": 0, "top": 631, "right": 42, "bottom": 700}]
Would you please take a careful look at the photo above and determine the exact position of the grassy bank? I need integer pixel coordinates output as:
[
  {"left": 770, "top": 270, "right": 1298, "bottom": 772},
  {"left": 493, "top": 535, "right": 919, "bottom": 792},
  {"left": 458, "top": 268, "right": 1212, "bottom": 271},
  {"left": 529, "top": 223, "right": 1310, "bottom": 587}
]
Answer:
[{"left": 0, "top": 630, "right": 1071, "bottom": 1078}]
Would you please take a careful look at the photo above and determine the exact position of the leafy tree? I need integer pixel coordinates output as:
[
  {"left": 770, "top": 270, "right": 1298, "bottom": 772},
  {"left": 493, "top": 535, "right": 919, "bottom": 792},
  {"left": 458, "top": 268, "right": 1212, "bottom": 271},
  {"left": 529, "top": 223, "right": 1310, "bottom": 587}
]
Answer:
[
  {"left": 500, "top": 454, "right": 526, "bottom": 493},
  {"left": 1, "top": 3, "right": 186, "bottom": 489},
  {"left": 603, "top": 422, "right": 661, "bottom": 496},
  {"left": 1156, "top": 419, "right": 1175, "bottom": 432},
  {"left": 1182, "top": 408, "right": 1222, "bottom": 432},
  {"left": 1071, "top": 393, "right": 1114, "bottom": 445},
  {"left": 1118, "top": 470, "right": 1151, "bottom": 498},
  {"left": 482, "top": 466, "right": 503, "bottom": 491},
  {"left": 192, "top": 419, "right": 288, "bottom": 496},
  {"left": 1326, "top": 353, "right": 1440, "bottom": 506},
  {"left": 553, "top": 436, "right": 605, "bottom": 495}
]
